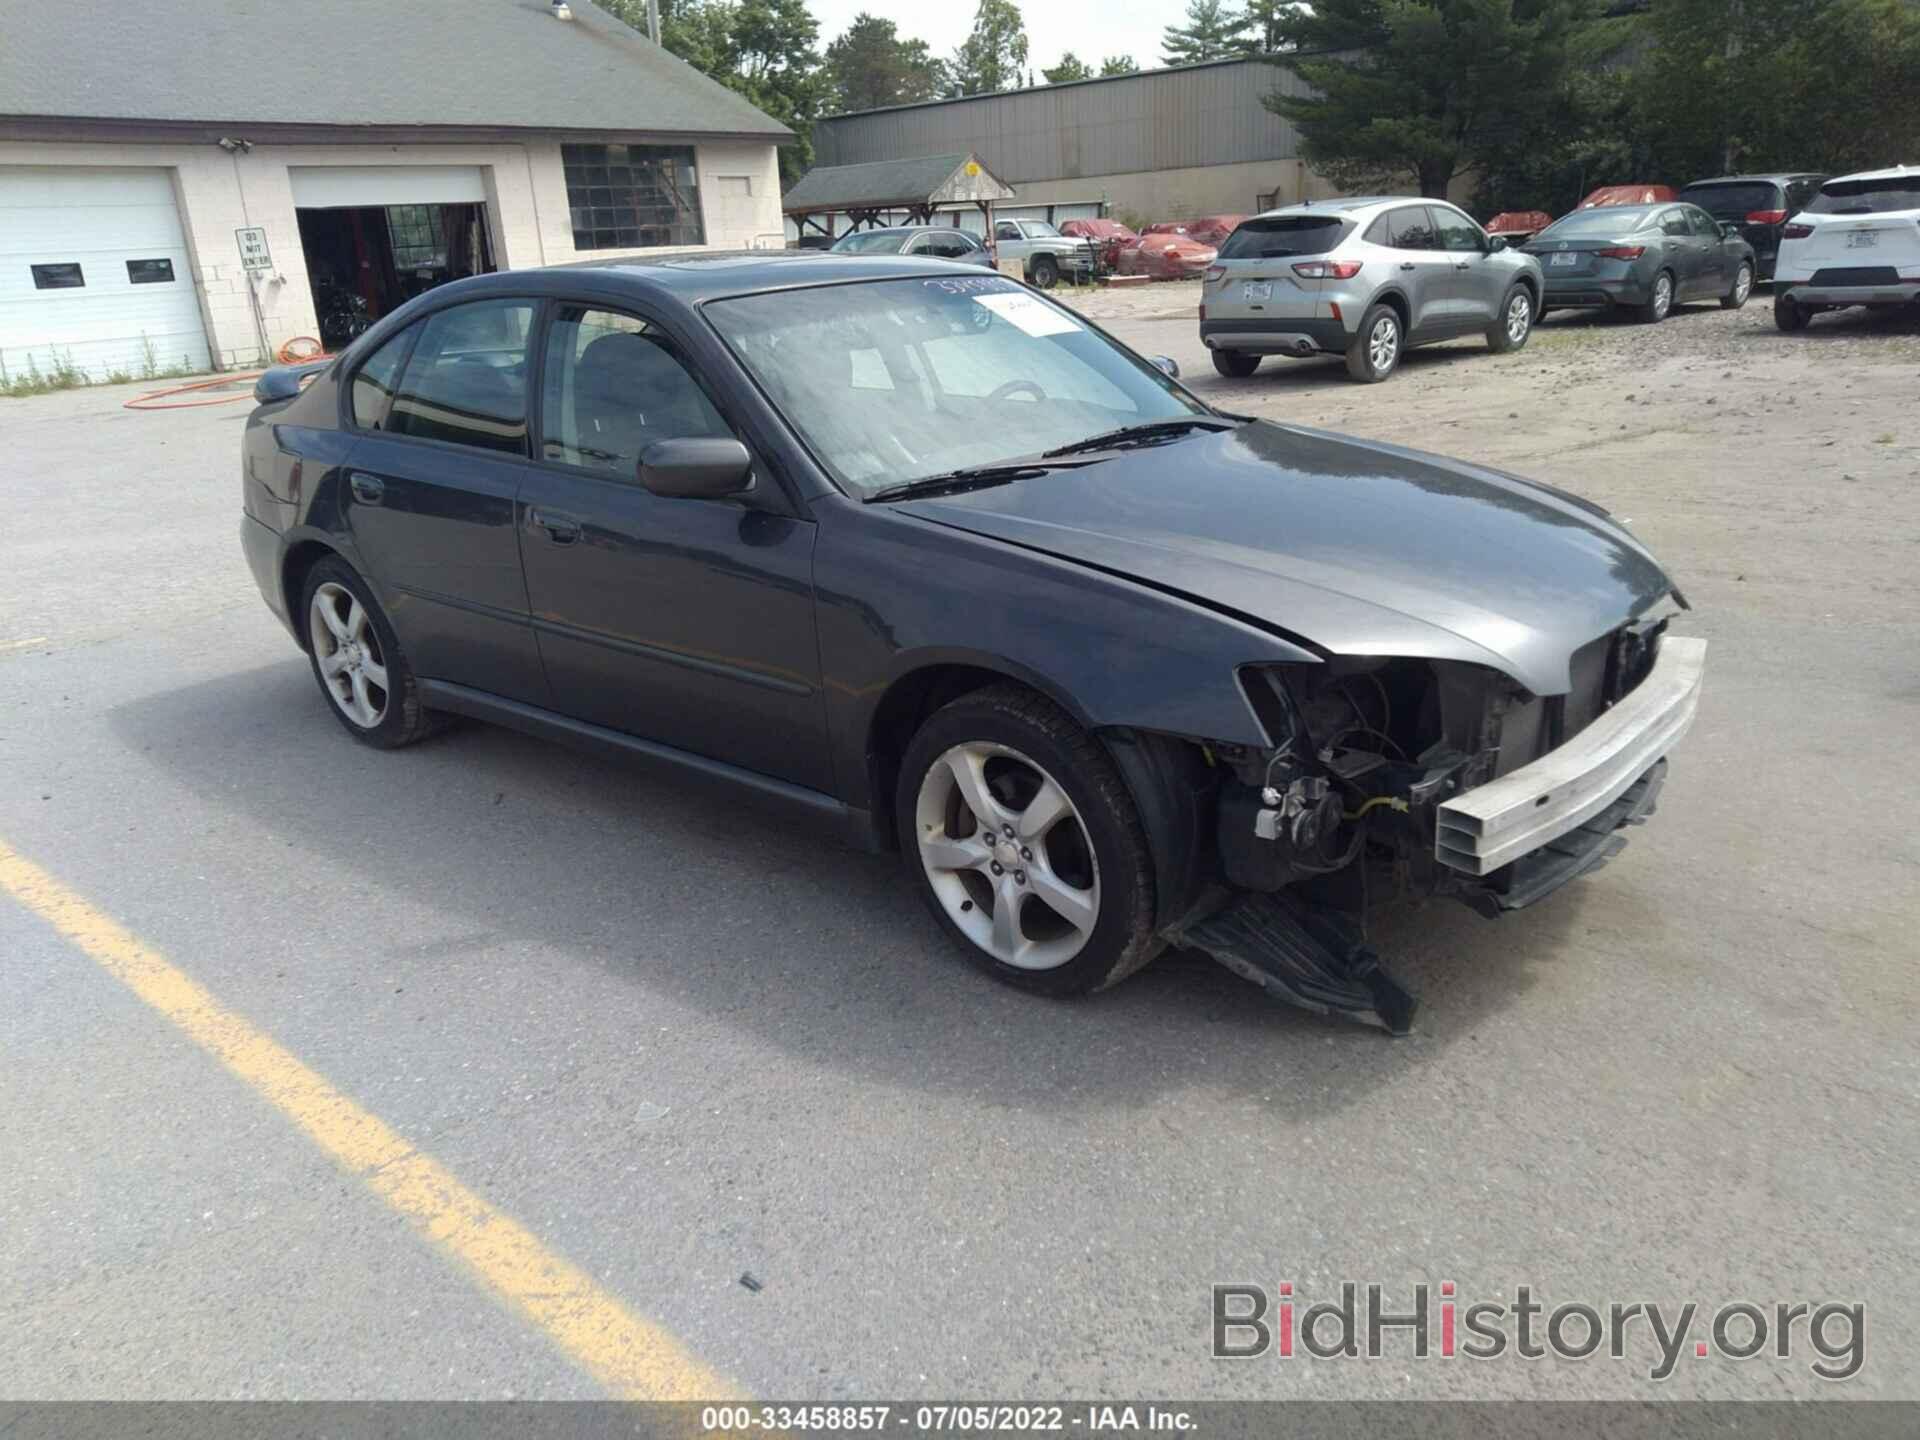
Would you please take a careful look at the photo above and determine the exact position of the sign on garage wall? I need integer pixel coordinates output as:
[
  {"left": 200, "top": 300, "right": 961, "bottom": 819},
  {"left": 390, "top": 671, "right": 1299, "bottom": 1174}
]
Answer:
[{"left": 236, "top": 226, "right": 273, "bottom": 271}]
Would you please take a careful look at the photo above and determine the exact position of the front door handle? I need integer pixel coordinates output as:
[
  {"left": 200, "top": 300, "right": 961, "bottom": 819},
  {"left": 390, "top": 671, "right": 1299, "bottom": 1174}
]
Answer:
[
  {"left": 1399, "top": 261, "right": 1416, "bottom": 271},
  {"left": 1454, "top": 261, "right": 1471, "bottom": 270},
  {"left": 349, "top": 471, "right": 385, "bottom": 505},
  {"left": 530, "top": 508, "right": 582, "bottom": 544}
]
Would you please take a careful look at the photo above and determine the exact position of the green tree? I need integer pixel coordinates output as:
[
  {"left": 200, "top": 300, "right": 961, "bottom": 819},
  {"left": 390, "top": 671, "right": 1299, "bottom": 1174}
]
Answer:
[
  {"left": 1163, "top": 0, "right": 1251, "bottom": 64},
  {"left": 824, "top": 13, "right": 948, "bottom": 111},
  {"left": 1043, "top": 51, "right": 1095, "bottom": 82},
  {"left": 1238, "top": 0, "right": 1295, "bottom": 50},
  {"left": 1266, "top": 0, "right": 1588, "bottom": 198},
  {"left": 948, "top": 0, "right": 1031, "bottom": 93},
  {"left": 1099, "top": 54, "right": 1138, "bottom": 75}
]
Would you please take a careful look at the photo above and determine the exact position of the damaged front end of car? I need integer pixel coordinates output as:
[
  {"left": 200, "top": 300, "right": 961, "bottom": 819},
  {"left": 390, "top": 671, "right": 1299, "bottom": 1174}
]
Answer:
[{"left": 1150, "top": 618, "right": 1706, "bottom": 1034}]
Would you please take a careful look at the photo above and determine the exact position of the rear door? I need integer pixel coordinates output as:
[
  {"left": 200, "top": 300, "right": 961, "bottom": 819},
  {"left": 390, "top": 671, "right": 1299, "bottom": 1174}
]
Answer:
[
  {"left": 1795, "top": 173, "right": 1920, "bottom": 281},
  {"left": 1370, "top": 205, "right": 1453, "bottom": 334},
  {"left": 515, "top": 302, "right": 831, "bottom": 791},
  {"left": 342, "top": 296, "right": 549, "bottom": 702},
  {"left": 1201, "top": 213, "right": 1348, "bottom": 324}
]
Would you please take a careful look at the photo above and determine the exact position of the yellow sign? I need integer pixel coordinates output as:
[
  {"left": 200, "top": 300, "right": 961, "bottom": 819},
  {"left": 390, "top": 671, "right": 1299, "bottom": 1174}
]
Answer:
[{"left": 964, "top": 161, "right": 981, "bottom": 177}]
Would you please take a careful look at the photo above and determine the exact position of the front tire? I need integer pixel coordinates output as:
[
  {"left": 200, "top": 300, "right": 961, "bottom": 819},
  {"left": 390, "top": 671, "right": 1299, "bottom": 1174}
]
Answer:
[
  {"left": 300, "top": 557, "right": 440, "bottom": 748},
  {"left": 1030, "top": 254, "right": 1060, "bottom": 290},
  {"left": 1486, "top": 284, "right": 1534, "bottom": 352},
  {"left": 1775, "top": 292, "right": 1809, "bottom": 331},
  {"left": 896, "top": 684, "right": 1157, "bottom": 997},
  {"left": 1722, "top": 261, "right": 1753, "bottom": 310},
  {"left": 1211, "top": 348, "right": 1260, "bottom": 378},
  {"left": 1345, "top": 303, "right": 1402, "bottom": 382},
  {"left": 1635, "top": 270, "right": 1674, "bottom": 323}
]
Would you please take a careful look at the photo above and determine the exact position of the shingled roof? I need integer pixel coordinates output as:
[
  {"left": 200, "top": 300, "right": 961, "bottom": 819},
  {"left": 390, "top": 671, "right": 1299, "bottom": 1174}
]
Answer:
[
  {"left": 782, "top": 153, "right": 1015, "bottom": 214},
  {"left": 0, "top": 0, "right": 791, "bottom": 140}
]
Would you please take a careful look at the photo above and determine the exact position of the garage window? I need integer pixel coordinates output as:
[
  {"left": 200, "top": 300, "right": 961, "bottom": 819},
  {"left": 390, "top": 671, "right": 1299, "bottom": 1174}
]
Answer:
[
  {"left": 126, "top": 259, "right": 175, "bottom": 284},
  {"left": 562, "top": 143, "right": 704, "bottom": 250},
  {"left": 31, "top": 263, "right": 84, "bottom": 289}
]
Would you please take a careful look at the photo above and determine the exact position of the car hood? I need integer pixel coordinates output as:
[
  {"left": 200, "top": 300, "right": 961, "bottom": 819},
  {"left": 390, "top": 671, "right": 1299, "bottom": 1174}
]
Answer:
[{"left": 896, "top": 421, "right": 1679, "bottom": 696}]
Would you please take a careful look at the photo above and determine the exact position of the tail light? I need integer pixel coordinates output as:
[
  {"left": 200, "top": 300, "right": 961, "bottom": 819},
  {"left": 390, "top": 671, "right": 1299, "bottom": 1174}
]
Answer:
[
  {"left": 1198, "top": 302, "right": 1207, "bottom": 320},
  {"left": 1745, "top": 209, "right": 1788, "bottom": 225},
  {"left": 1292, "top": 260, "right": 1363, "bottom": 279},
  {"left": 1595, "top": 246, "right": 1646, "bottom": 259},
  {"left": 1781, "top": 223, "right": 1814, "bottom": 240},
  {"left": 1203, "top": 266, "right": 1225, "bottom": 283}
]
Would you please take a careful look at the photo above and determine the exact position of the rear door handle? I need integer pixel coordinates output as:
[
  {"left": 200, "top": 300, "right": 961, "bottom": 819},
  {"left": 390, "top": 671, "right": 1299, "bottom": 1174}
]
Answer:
[
  {"left": 530, "top": 508, "right": 581, "bottom": 544},
  {"left": 349, "top": 471, "right": 385, "bottom": 505},
  {"left": 1454, "top": 261, "right": 1471, "bottom": 270},
  {"left": 1399, "top": 262, "right": 1416, "bottom": 271}
]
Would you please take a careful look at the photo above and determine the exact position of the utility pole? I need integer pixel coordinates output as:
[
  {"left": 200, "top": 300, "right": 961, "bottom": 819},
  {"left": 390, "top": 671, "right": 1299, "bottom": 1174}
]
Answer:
[{"left": 647, "top": 0, "right": 660, "bottom": 43}]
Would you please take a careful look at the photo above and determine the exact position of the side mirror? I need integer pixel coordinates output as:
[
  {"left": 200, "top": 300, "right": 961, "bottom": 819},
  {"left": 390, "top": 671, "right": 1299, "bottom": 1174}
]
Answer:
[
  {"left": 1486, "top": 235, "right": 1508, "bottom": 253},
  {"left": 638, "top": 437, "right": 754, "bottom": 499},
  {"left": 251, "top": 359, "right": 329, "bottom": 404},
  {"left": 1149, "top": 355, "right": 1180, "bottom": 379}
]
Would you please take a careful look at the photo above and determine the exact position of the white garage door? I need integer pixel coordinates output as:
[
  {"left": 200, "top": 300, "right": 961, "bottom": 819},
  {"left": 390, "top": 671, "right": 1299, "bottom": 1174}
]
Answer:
[{"left": 0, "top": 167, "right": 212, "bottom": 383}]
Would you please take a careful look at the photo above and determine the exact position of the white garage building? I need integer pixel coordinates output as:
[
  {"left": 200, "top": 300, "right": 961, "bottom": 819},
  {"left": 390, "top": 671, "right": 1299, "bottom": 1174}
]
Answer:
[{"left": 0, "top": 0, "right": 791, "bottom": 381}]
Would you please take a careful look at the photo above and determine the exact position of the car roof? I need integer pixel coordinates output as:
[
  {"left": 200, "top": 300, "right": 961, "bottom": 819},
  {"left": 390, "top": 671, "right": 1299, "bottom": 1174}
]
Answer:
[
  {"left": 1249, "top": 195, "right": 1426, "bottom": 220},
  {"left": 835, "top": 225, "right": 965, "bottom": 237},
  {"left": 1823, "top": 163, "right": 1920, "bottom": 183},
  {"left": 1683, "top": 174, "right": 1824, "bottom": 185},
  {"left": 1550, "top": 202, "right": 1666, "bottom": 217},
  {"left": 530, "top": 250, "right": 973, "bottom": 302}
]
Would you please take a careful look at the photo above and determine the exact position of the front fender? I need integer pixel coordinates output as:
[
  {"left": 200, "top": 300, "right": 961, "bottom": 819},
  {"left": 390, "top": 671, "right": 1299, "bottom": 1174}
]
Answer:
[{"left": 813, "top": 498, "right": 1318, "bottom": 812}]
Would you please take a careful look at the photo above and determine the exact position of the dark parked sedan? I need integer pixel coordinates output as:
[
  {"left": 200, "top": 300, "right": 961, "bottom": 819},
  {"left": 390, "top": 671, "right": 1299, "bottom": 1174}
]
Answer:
[
  {"left": 828, "top": 226, "right": 994, "bottom": 267},
  {"left": 241, "top": 254, "right": 1704, "bottom": 1032},
  {"left": 1527, "top": 202, "right": 1757, "bottom": 321},
  {"left": 1679, "top": 173, "right": 1826, "bottom": 280}
]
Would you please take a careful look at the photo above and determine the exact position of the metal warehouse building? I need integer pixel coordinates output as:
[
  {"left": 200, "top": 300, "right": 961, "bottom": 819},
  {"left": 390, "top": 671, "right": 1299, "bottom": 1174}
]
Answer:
[{"left": 808, "top": 57, "right": 1339, "bottom": 232}]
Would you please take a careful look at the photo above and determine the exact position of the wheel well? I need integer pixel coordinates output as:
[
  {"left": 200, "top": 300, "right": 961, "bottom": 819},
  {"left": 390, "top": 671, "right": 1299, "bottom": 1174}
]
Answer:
[
  {"left": 1515, "top": 273, "right": 1539, "bottom": 304},
  {"left": 1373, "top": 289, "right": 1410, "bottom": 332},
  {"left": 866, "top": 665, "right": 1041, "bottom": 850},
  {"left": 281, "top": 540, "right": 341, "bottom": 650}
]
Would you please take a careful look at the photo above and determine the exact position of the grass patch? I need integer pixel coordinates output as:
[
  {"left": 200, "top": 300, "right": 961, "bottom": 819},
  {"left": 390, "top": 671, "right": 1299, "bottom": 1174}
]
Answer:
[{"left": 2, "top": 342, "right": 205, "bottom": 398}]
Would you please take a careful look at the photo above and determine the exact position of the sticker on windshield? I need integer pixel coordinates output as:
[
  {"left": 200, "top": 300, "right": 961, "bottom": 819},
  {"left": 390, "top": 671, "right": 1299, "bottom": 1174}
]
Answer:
[{"left": 971, "top": 290, "right": 1081, "bottom": 337}]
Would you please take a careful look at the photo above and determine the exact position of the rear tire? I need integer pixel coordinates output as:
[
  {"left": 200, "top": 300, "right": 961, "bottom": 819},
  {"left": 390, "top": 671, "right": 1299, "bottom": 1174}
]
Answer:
[
  {"left": 300, "top": 557, "right": 441, "bottom": 749},
  {"left": 1211, "top": 348, "right": 1260, "bottom": 378},
  {"left": 1486, "top": 285, "right": 1534, "bottom": 353},
  {"left": 1030, "top": 255, "right": 1059, "bottom": 290},
  {"left": 1721, "top": 261, "right": 1753, "bottom": 310},
  {"left": 1774, "top": 292, "right": 1809, "bottom": 332},
  {"left": 1635, "top": 270, "right": 1674, "bottom": 323},
  {"left": 1345, "top": 304, "right": 1402, "bottom": 382},
  {"left": 895, "top": 684, "right": 1158, "bottom": 997}
]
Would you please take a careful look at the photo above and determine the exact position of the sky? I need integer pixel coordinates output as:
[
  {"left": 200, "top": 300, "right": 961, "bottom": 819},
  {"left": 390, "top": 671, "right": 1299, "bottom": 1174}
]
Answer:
[{"left": 802, "top": 0, "right": 1178, "bottom": 81}]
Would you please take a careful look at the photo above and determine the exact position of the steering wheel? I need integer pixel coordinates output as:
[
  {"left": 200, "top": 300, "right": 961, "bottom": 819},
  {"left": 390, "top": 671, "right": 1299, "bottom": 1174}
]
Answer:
[{"left": 988, "top": 379, "right": 1046, "bottom": 403}]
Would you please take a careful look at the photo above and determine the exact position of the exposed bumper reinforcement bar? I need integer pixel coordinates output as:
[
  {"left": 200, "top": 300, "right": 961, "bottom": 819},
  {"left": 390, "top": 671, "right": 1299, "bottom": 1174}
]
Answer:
[{"left": 1436, "top": 635, "right": 1706, "bottom": 877}]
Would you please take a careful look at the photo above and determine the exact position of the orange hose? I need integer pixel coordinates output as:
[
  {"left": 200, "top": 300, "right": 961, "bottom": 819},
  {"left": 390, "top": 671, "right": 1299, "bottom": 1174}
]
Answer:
[{"left": 123, "top": 342, "right": 331, "bottom": 410}]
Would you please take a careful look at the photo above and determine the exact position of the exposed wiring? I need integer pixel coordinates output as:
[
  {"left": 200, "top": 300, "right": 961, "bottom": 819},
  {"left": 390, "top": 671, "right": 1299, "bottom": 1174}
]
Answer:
[
  {"left": 1343, "top": 796, "right": 1410, "bottom": 821},
  {"left": 1330, "top": 722, "right": 1410, "bottom": 761}
]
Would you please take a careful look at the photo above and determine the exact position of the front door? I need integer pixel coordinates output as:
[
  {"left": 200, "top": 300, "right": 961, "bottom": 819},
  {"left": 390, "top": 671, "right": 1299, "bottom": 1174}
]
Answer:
[
  {"left": 516, "top": 303, "right": 832, "bottom": 792},
  {"left": 342, "top": 296, "right": 548, "bottom": 703},
  {"left": 1657, "top": 207, "right": 1709, "bottom": 297},
  {"left": 1432, "top": 205, "right": 1504, "bottom": 326}
]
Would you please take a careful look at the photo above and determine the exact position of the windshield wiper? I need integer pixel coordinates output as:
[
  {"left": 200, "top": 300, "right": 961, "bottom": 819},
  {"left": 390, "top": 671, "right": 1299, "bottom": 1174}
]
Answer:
[
  {"left": 1042, "top": 417, "right": 1237, "bottom": 458},
  {"left": 866, "top": 461, "right": 1083, "bottom": 504}
]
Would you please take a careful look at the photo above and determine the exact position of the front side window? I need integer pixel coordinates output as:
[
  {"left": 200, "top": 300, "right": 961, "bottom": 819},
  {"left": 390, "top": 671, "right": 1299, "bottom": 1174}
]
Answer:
[
  {"left": 995, "top": 221, "right": 1020, "bottom": 241},
  {"left": 540, "top": 306, "right": 731, "bottom": 474},
  {"left": 1432, "top": 207, "right": 1485, "bottom": 252},
  {"left": 562, "top": 143, "right": 704, "bottom": 251},
  {"left": 1687, "top": 207, "right": 1722, "bottom": 238},
  {"left": 707, "top": 275, "right": 1208, "bottom": 496},
  {"left": 350, "top": 325, "right": 416, "bottom": 430},
  {"left": 925, "top": 233, "right": 977, "bottom": 259},
  {"left": 386, "top": 299, "right": 534, "bottom": 455},
  {"left": 1659, "top": 209, "right": 1692, "bottom": 238}
]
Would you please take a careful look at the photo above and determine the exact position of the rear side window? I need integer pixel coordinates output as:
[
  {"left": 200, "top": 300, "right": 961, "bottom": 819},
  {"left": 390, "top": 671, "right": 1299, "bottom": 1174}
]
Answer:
[
  {"left": 1808, "top": 175, "right": 1920, "bottom": 214},
  {"left": 1377, "top": 207, "right": 1437, "bottom": 251},
  {"left": 386, "top": 299, "right": 535, "bottom": 456},
  {"left": 350, "top": 326, "right": 415, "bottom": 430},
  {"left": 1219, "top": 216, "right": 1346, "bottom": 259},
  {"left": 1679, "top": 182, "right": 1783, "bottom": 216}
]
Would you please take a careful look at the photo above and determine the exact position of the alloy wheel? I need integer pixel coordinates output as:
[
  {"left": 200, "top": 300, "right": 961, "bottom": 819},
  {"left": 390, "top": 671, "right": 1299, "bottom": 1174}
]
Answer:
[
  {"left": 308, "top": 581, "right": 389, "bottom": 729},
  {"left": 1734, "top": 265, "right": 1752, "bottom": 304},
  {"left": 1506, "top": 292, "right": 1531, "bottom": 343},
  {"left": 1368, "top": 315, "right": 1399, "bottom": 373},
  {"left": 1653, "top": 274, "right": 1672, "bottom": 318},
  {"left": 914, "top": 741, "right": 1101, "bottom": 971}
]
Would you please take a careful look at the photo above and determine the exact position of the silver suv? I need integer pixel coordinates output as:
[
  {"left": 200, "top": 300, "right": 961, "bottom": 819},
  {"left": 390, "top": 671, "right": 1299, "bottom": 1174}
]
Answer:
[{"left": 1199, "top": 197, "right": 1545, "bottom": 382}]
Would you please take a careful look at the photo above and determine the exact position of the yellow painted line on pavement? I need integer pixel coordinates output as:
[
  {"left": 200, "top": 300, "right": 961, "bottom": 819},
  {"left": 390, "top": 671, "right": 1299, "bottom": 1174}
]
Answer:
[{"left": 0, "top": 837, "right": 739, "bottom": 1401}]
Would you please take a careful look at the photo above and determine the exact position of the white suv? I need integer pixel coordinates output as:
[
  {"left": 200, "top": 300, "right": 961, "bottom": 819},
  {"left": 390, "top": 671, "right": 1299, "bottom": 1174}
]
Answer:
[{"left": 1772, "top": 165, "right": 1920, "bottom": 331}]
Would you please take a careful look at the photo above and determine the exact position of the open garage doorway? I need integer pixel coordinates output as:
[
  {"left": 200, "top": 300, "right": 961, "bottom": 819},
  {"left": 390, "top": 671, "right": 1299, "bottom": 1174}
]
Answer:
[{"left": 289, "top": 166, "right": 496, "bottom": 350}]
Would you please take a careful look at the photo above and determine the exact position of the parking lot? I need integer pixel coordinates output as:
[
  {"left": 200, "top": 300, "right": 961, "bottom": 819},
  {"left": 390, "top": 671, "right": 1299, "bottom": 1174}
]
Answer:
[{"left": 2, "top": 288, "right": 1916, "bottom": 1401}]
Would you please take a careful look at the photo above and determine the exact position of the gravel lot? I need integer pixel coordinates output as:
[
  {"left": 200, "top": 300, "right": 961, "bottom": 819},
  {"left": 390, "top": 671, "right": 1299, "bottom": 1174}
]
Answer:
[{"left": 1, "top": 284, "right": 1915, "bottom": 1402}]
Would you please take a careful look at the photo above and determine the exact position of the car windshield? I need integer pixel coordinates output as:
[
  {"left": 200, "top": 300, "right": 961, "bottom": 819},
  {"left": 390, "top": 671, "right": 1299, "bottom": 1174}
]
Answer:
[
  {"left": 1537, "top": 209, "right": 1657, "bottom": 239},
  {"left": 1679, "top": 182, "right": 1784, "bottom": 216},
  {"left": 831, "top": 231, "right": 907, "bottom": 254},
  {"left": 1219, "top": 216, "right": 1348, "bottom": 258},
  {"left": 1807, "top": 175, "right": 1920, "bottom": 214},
  {"left": 707, "top": 275, "right": 1210, "bottom": 497}
]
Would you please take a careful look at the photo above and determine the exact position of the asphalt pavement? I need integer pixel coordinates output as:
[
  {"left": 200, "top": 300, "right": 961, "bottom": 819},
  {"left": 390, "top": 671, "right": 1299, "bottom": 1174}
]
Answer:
[{"left": 1, "top": 304, "right": 1914, "bottom": 1401}]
